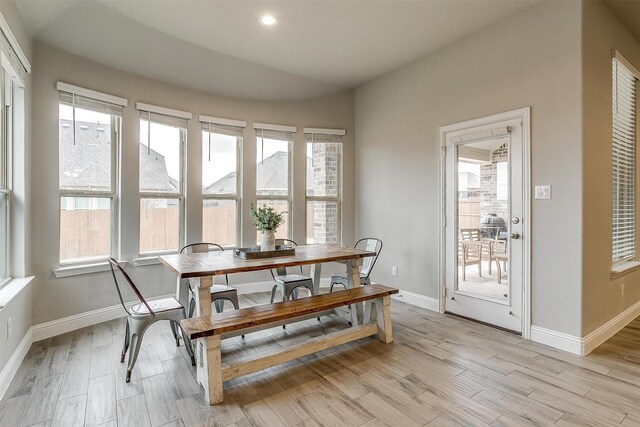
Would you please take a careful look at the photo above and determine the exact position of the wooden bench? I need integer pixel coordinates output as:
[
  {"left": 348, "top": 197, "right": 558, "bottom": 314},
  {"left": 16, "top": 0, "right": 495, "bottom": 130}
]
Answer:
[{"left": 180, "top": 284, "right": 399, "bottom": 404}]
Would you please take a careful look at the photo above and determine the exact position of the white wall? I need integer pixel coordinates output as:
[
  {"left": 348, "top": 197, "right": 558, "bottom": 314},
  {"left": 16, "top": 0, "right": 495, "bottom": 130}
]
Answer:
[
  {"left": 582, "top": 1, "right": 640, "bottom": 336},
  {"left": 31, "top": 42, "right": 355, "bottom": 325},
  {"left": 0, "top": 0, "right": 32, "bottom": 375},
  {"left": 355, "top": 1, "right": 584, "bottom": 336}
]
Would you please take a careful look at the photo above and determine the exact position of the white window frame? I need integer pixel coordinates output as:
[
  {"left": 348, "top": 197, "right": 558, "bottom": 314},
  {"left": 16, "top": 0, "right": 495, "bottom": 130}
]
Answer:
[
  {"left": 0, "top": 67, "right": 10, "bottom": 285},
  {"left": 138, "top": 105, "right": 190, "bottom": 256},
  {"left": 200, "top": 116, "right": 245, "bottom": 248},
  {"left": 57, "top": 85, "right": 124, "bottom": 266},
  {"left": 254, "top": 123, "right": 296, "bottom": 240},
  {"left": 304, "top": 128, "right": 344, "bottom": 245},
  {"left": 611, "top": 51, "right": 640, "bottom": 272}
]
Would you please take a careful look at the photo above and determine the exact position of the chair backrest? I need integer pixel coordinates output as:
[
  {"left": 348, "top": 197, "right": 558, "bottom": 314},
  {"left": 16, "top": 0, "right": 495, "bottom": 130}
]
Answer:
[
  {"left": 107, "top": 257, "right": 154, "bottom": 316},
  {"left": 355, "top": 238, "right": 383, "bottom": 279},
  {"left": 271, "top": 239, "right": 302, "bottom": 278},
  {"left": 180, "top": 243, "right": 224, "bottom": 254},
  {"left": 460, "top": 228, "right": 481, "bottom": 241},
  {"left": 180, "top": 243, "right": 228, "bottom": 284}
]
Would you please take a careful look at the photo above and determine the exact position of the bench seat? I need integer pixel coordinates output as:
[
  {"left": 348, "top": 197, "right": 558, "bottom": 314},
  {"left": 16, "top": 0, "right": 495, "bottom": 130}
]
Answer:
[{"left": 181, "top": 284, "right": 399, "bottom": 404}]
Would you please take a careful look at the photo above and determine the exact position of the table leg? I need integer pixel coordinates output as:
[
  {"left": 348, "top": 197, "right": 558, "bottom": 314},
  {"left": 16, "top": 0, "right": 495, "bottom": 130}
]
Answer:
[
  {"left": 175, "top": 277, "right": 182, "bottom": 302},
  {"left": 346, "top": 259, "right": 363, "bottom": 325},
  {"left": 194, "top": 276, "right": 221, "bottom": 404},
  {"left": 310, "top": 263, "right": 322, "bottom": 294}
]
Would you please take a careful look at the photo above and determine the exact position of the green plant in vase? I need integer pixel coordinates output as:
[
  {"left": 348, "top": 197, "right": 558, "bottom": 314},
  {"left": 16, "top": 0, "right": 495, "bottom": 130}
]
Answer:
[{"left": 250, "top": 203, "right": 285, "bottom": 251}]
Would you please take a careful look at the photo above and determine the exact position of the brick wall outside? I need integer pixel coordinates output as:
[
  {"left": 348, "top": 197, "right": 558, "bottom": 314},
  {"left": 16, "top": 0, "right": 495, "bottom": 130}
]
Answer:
[
  {"left": 311, "top": 143, "right": 340, "bottom": 244},
  {"left": 480, "top": 142, "right": 509, "bottom": 234}
]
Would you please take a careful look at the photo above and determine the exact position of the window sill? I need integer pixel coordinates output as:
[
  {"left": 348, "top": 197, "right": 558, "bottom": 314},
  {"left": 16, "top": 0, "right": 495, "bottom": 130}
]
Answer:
[
  {"left": 611, "top": 261, "right": 640, "bottom": 279},
  {"left": 0, "top": 276, "right": 35, "bottom": 309},
  {"left": 53, "top": 260, "right": 126, "bottom": 278},
  {"left": 133, "top": 256, "right": 162, "bottom": 267}
]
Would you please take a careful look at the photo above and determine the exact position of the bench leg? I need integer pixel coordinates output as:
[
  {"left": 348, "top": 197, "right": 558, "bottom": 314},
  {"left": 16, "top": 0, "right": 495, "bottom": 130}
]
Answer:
[
  {"left": 204, "top": 335, "right": 223, "bottom": 405},
  {"left": 375, "top": 296, "right": 393, "bottom": 344}
]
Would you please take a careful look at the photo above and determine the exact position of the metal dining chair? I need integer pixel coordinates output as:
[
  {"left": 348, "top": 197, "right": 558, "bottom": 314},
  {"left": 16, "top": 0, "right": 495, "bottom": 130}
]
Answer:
[
  {"left": 270, "top": 239, "right": 316, "bottom": 303},
  {"left": 107, "top": 258, "right": 195, "bottom": 383},
  {"left": 181, "top": 243, "right": 240, "bottom": 317},
  {"left": 330, "top": 238, "right": 383, "bottom": 291}
]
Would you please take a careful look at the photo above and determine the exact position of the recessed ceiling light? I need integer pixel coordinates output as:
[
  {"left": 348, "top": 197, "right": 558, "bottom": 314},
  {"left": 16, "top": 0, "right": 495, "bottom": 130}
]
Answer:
[{"left": 259, "top": 14, "right": 278, "bottom": 26}]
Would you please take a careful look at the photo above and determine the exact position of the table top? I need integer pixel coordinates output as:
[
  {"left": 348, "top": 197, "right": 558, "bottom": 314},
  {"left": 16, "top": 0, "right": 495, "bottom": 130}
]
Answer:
[{"left": 159, "top": 244, "right": 376, "bottom": 279}]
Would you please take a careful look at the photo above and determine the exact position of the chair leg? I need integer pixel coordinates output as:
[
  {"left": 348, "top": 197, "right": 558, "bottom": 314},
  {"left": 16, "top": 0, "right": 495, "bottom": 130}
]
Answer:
[
  {"left": 227, "top": 297, "right": 243, "bottom": 337},
  {"left": 178, "top": 322, "right": 196, "bottom": 366},
  {"left": 171, "top": 321, "right": 181, "bottom": 347},
  {"left": 230, "top": 295, "right": 239, "bottom": 310},
  {"left": 270, "top": 285, "right": 278, "bottom": 303},
  {"left": 126, "top": 325, "right": 145, "bottom": 383},
  {"left": 188, "top": 296, "right": 196, "bottom": 318},
  {"left": 214, "top": 299, "right": 224, "bottom": 314},
  {"left": 169, "top": 320, "right": 180, "bottom": 347},
  {"left": 120, "top": 320, "right": 130, "bottom": 363}
]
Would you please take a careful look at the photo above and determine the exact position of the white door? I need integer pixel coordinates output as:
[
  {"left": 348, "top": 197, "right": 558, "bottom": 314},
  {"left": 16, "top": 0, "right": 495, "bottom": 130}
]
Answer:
[{"left": 443, "top": 113, "right": 527, "bottom": 333}]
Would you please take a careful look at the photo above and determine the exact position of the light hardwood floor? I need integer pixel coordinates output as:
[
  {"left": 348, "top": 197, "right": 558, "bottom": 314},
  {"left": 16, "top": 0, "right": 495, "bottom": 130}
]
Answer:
[{"left": 2, "top": 292, "right": 640, "bottom": 426}]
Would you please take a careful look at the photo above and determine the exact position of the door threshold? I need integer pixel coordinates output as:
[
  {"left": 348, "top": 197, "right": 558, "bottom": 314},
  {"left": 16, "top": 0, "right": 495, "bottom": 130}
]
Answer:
[{"left": 445, "top": 311, "right": 521, "bottom": 336}]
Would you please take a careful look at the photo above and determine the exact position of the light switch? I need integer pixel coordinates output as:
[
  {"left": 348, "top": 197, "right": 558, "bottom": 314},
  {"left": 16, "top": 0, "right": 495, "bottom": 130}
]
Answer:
[{"left": 535, "top": 185, "right": 551, "bottom": 200}]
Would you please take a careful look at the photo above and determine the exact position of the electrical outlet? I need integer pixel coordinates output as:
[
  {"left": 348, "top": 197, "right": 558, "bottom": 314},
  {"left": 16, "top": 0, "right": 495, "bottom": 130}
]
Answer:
[
  {"left": 6, "top": 317, "right": 12, "bottom": 340},
  {"left": 621, "top": 283, "right": 625, "bottom": 298},
  {"left": 391, "top": 266, "right": 398, "bottom": 277}
]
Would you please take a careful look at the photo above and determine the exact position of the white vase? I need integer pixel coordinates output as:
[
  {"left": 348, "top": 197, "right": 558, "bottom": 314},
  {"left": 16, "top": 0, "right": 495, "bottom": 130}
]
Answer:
[{"left": 260, "top": 230, "right": 276, "bottom": 251}]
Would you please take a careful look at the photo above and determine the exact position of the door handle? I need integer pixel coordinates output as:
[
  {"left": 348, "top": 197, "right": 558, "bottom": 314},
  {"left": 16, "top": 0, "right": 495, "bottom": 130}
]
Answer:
[{"left": 511, "top": 232, "right": 521, "bottom": 239}]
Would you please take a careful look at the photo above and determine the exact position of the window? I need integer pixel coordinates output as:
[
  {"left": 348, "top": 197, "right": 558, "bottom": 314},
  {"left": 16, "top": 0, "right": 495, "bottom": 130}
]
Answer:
[
  {"left": 0, "top": 69, "right": 9, "bottom": 282},
  {"left": 612, "top": 53, "right": 639, "bottom": 265},
  {"left": 305, "top": 129, "right": 343, "bottom": 244},
  {"left": 255, "top": 124, "right": 295, "bottom": 243},
  {"left": 201, "top": 117, "right": 244, "bottom": 247},
  {"left": 57, "top": 83, "right": 126, "bottom": 264},
  {"left": 138, "top": 103, "right": 190, "bottom": 255}
]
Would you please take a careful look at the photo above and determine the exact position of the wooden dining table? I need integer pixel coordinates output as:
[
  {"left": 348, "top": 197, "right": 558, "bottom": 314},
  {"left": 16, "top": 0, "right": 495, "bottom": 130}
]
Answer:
[{"left": 159, "top": 244, "right": 376, "bottom": 397}]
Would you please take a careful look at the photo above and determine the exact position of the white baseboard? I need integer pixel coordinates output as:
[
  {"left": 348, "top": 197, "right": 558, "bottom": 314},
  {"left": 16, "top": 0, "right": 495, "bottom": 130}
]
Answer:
[
  {"left": 0, "top": 326, "right": 32, "bottom": 400},
  {"left": 582, "top": 298, "right": 640, "bottom": 355},
  {"left": 391, "top": 289, "right": 439, "bottom": 312},
  {"left": 32, "top": 293, "right": 174, "bottom": 342},
  {"left": 530, "top": 325, "right": 582, "bottom": 355}
]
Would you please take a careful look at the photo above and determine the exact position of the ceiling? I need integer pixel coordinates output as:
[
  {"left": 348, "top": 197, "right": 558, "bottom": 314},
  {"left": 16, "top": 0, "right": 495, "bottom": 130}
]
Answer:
[{"left": 16, "top": 0, "right": 539, "bottom": 100}]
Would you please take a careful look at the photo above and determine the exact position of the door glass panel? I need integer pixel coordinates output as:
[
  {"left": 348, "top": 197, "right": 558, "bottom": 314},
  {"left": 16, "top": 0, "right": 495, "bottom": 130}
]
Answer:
[{"left": 456, "top": 138, "right": 510, "bottom": 302}]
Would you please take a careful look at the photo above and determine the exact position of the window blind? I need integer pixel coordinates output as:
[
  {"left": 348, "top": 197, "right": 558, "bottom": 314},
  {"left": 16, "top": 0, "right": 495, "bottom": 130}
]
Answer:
[
  {"left": 138, "top": 110, "right": 188, "bottom": 129},
  {"left": 612, "top": 56, "right": 639, "bottom": 263},
  {"left": 201, "top": 122, "right": 244, "bottom": 138},
  {"left": 58, "top": 90, "right": 125, "bottom": 116},
  {"left": 304, "top": 133, "right": 344, "bottom": 144},
  {"left": 136, "top": 102, "right": 190, "bottom": 128},
  {"left": 256, "top": 128, "right": 293, "bottom": 142}
]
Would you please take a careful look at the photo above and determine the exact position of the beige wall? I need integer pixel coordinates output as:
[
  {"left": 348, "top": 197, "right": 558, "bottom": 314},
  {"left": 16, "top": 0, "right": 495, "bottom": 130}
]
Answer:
[
  {"left": 30, "top": 42, "right": 355, "bottom": 325},
  {"left": 582, "top": 1, "right": 640, "bottom": 336},
  {"left": 355, "top": 1, "right": 584, "bottom": 336},
  {"left": 0, "top": 1, "right": 32, "bottom": 375}
]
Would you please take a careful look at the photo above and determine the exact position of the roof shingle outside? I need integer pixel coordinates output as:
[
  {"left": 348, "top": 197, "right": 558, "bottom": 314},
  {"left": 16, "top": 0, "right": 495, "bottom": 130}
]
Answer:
[
  {"left": 205, "top": 150, "right": 313, "bottom": 194},
  {"left": 59, "top": 119, "right": 176, "bottom": 192}
]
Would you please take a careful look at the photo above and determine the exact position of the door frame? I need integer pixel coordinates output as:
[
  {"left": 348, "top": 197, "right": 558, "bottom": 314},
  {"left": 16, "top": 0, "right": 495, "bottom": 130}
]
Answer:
[{"left": 438, "top": 107, "right": 531, "bottom": 339}]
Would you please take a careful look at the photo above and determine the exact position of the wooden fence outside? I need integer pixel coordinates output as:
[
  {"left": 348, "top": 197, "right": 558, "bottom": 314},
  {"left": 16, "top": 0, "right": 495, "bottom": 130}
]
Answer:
[
  {"left": 458, "top": 198, "right": 481, "bottom": 229},
  {"left": 60, "top": 203, "right": 334, "bottom": 260}
]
